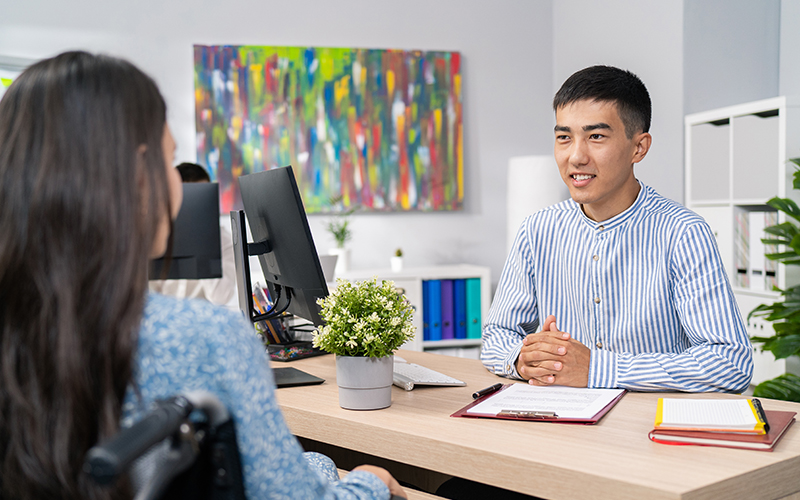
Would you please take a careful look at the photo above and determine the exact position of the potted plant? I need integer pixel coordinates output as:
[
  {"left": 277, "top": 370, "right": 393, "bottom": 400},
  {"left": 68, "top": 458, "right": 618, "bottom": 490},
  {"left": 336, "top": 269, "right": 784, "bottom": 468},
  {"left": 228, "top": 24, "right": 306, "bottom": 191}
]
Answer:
[
  {"left": 312, "top": 277, "right": 416, "bottom": 410},
  {"left": 326, "top": 196, "right": 355, "bottom": 275},
  {"left": 749, "top": 158, "right": 800, "bottom": 401},
  {"left": 391, "top": 248, "right": 403, "bottom": 272}
]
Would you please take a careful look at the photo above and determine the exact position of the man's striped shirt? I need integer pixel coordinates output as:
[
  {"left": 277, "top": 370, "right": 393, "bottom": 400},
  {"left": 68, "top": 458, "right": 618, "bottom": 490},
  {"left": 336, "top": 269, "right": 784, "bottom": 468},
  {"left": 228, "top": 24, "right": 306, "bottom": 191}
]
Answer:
[{"left": 481, "top": 182, "right": 753, "bottom": 393}]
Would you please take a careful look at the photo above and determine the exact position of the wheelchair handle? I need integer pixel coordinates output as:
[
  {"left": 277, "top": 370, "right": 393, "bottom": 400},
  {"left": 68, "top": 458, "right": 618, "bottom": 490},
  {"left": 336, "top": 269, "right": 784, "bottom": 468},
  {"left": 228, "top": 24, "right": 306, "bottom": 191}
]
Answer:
[{"left": 84, "top": 396, "right": 194, "bottom": 485}]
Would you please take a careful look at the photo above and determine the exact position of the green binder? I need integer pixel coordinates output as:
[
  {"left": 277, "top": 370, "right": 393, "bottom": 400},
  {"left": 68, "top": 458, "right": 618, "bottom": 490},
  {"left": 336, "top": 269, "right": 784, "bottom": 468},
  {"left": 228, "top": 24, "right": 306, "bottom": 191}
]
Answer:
[{"left": 465, "top": 278, "right": 482, "bottom": 339}]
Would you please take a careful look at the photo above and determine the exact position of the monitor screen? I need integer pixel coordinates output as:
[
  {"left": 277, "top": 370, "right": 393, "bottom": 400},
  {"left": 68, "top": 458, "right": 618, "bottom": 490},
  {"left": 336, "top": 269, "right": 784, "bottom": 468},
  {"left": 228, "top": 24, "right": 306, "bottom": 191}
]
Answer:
[
  {"left": 237, "top": 166, "right": 328, "bottom": 326},
  {"left": 150, "top": 183, "right": 222, "bottom": 280}
]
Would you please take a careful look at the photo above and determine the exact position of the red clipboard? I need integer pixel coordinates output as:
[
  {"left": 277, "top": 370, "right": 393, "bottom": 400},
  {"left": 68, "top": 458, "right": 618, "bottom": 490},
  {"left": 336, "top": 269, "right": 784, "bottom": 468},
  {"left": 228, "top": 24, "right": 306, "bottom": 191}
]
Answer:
[{"left": 450, "top": 384, "right": 626, "bottom": 425}]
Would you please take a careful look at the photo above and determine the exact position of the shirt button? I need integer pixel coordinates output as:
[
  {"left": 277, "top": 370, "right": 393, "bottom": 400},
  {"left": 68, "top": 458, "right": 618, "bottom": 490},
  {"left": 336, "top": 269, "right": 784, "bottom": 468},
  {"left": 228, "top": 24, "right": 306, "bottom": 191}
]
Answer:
[
  {"left": 593, "top": 255, "right": 599, "bottom": 261},
  {"left": 598, "top": 225, "right": 605, "bottom": 231},
  {"left": 596, "top": 341, "right": 603, "bottom": 348},
  {"left": 506, "top": 364, "right": 511, "bottom": 371},
  {"left": 594, "top": 297, "right": 601, "bottom": 304}
]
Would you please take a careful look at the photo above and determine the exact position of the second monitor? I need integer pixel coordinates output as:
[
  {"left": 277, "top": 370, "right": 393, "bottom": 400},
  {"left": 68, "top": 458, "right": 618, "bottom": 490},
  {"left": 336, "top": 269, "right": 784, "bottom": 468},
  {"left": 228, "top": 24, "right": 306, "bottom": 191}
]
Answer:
[{"left": 236, "top": 165, "right": 329, "bottom": 328}]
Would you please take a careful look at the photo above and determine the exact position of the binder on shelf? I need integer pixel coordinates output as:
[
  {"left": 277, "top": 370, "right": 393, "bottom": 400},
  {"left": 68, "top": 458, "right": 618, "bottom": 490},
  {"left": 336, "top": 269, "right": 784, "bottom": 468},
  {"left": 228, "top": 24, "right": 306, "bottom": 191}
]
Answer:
[
  {"left": 454, "top": 279, "right": 467, "bottom": 339},
  {"left": 441, "top": 280, "right": 455, "bottom": 340},
  {"left": 734, "top": 210, "right": 749, "bottom": 288},
  {"left": 426, "top": 279, "right": 443, "bottom": 341},
  {"left": 466, "top": 278, "right": 482, "bottom": 339},
  {"left": 749, "top": 211, "right": 766, "bottom": 291},
  {"left": 422, "top": 280, "right": 431, "bottom": 341},
  {"left": 765, "top": 211, "right": 778, "bottom": 289}
]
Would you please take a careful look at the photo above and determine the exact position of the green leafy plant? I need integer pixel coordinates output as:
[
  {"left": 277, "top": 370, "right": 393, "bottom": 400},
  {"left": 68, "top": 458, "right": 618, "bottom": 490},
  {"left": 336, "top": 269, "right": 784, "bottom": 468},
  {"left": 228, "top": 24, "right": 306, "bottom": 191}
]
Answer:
[
  {"left": 394, "top": 248, "right": 403, "bottom": 257},
  {"left": 326, "top": 195, "right": 356, "bottom": 248},
  {"left": 749, "top": 158, "right": 800, "bottom": 401},
  {"left": 326, "top": 218, "right": 352, "bottom": 248},
  {"left": 312, "top": 277, "right": 415, "bottom": 358}
]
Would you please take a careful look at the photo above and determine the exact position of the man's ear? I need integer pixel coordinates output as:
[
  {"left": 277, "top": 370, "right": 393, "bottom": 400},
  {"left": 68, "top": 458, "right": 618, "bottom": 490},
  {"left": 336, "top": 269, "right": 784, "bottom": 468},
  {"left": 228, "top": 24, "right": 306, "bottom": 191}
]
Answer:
[{"left": 632, "top": 132, "right": 652, "bottom": 164}]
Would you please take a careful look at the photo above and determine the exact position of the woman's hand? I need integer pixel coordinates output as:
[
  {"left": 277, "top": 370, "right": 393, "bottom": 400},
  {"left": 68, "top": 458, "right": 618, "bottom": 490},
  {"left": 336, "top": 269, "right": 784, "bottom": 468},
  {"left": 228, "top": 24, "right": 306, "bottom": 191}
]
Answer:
[{"left": 353, "top": 465, "right": 407, "bottom": 499}]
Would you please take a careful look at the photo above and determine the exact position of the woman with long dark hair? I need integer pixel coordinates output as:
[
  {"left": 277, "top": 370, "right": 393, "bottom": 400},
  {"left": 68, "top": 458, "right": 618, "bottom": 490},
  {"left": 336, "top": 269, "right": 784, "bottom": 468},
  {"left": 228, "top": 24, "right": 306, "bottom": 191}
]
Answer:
[{"left": 0, "top": 51, "right": 405, "bottom": 500}]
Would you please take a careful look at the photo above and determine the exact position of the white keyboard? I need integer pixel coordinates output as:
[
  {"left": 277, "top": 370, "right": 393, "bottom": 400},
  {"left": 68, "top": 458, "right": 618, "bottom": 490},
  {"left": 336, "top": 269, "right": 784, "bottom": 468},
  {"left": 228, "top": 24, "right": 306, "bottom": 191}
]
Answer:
[{"left": 392, "top": 362, "right": 466, "bottom": 391}]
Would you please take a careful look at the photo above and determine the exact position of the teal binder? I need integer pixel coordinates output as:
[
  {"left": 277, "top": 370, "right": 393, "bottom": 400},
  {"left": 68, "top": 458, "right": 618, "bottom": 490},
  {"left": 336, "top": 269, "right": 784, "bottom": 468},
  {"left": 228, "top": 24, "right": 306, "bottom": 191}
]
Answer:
[{"left": 465, "top": 278, "right": 482, "bottom": 339}]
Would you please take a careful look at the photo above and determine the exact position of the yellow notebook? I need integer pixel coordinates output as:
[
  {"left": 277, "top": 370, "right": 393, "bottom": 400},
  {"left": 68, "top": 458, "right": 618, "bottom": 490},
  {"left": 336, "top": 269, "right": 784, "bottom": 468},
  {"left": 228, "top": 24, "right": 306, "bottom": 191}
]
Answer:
[{"left": 654, "top": 398, "right": 767, "bottom": 434}]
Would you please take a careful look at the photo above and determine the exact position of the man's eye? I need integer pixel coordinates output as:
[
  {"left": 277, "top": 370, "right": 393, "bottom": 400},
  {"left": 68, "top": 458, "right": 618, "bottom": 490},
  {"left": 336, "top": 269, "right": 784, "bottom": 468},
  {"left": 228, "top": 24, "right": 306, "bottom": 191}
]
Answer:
[
  {"left": 589, "top": 134, "right": 604, "bottom": 140},
  {"left": 556, "top": 135, "right": 569, "bottom": 141}
]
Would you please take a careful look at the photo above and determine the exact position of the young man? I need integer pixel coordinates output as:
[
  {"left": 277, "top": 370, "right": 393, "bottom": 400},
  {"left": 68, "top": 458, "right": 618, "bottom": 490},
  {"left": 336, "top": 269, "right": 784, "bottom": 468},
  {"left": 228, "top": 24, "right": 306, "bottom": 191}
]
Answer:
[{"left": 480, "top": 66, "right": 753, "bottom": 392}]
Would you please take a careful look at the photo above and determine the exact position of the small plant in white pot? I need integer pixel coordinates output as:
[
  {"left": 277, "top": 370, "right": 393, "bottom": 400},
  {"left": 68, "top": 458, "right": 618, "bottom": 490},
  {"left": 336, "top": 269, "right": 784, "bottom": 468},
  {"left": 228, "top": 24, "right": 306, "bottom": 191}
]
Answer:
[
  {"left": 391, "top": 248, "right": 404, "bottom": 272},
  {"left": 325, "top": 195, "right": 356, "bottom": 275},
  {"left": 313, "top": 277, "right": 415, "bottom": 410}
]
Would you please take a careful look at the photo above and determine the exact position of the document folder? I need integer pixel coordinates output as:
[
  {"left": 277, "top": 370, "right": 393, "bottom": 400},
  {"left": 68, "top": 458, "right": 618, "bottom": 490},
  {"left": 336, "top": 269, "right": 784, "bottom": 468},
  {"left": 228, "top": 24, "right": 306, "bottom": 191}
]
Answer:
[{"left": 451, "top": 384, "right": 626, "bottom": 425}]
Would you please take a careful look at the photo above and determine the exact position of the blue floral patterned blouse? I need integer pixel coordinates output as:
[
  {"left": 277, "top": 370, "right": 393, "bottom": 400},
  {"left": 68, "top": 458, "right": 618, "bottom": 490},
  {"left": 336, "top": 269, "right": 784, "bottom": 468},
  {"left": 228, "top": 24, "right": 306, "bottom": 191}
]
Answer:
[{"left": 121, "top": 293, "right": 388, "bottom": 499}]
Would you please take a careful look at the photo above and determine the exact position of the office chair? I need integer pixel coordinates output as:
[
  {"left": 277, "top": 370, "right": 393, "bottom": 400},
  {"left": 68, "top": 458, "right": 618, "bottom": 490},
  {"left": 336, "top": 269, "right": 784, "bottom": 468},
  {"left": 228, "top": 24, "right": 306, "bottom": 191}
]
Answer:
[{"left": 84, "top": 391, "right": 246, "bottom": 500}]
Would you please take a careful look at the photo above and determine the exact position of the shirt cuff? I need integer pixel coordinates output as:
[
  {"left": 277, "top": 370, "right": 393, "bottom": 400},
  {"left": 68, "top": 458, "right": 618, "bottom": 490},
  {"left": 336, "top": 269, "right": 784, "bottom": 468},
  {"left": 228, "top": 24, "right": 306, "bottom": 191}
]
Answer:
[
  {"left": 502, "top": 342, "right": 525, "bottom": 380},
  {"left": 587, "top": 348, "right": 619, "bottom": 388}
]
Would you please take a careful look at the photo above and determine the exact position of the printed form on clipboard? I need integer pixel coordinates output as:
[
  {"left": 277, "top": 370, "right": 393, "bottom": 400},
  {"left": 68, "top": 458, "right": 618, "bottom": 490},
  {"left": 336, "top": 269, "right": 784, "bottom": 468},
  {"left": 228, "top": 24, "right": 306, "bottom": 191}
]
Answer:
[{"left": 451, "top": 384, "right": 626, "bottom": 424}]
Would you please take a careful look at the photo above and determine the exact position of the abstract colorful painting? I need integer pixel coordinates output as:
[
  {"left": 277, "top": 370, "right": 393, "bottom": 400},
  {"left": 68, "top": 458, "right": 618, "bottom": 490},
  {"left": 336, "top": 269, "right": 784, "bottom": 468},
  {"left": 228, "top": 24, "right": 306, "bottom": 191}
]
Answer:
[{"left": 193, "top": 45, "right": 463, "bottom": 213}]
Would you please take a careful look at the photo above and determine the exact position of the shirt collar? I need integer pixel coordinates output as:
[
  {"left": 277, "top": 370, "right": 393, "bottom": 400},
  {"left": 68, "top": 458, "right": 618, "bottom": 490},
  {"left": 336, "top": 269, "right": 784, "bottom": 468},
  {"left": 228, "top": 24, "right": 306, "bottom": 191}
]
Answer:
[{"left": 576, "top": 179, "right": 648, "bottom": 232}]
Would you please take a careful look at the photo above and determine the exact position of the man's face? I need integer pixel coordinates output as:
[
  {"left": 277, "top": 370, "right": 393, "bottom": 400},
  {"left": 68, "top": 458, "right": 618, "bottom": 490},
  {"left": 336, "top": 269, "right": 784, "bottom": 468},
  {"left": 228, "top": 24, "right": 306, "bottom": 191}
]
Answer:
[{"left": 554, "top": 99, "right": 650, "bottom": 222}]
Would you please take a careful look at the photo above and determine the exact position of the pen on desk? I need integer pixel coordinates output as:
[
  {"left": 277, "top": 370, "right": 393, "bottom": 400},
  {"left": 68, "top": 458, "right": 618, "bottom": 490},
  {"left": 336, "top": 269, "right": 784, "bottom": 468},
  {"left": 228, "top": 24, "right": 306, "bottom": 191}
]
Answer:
[
  {"left": 752, "top": 398, "right": 770, "bottom": 433},
  {"left": 473, "top": 383, "right": 503, "bottom": 400}
]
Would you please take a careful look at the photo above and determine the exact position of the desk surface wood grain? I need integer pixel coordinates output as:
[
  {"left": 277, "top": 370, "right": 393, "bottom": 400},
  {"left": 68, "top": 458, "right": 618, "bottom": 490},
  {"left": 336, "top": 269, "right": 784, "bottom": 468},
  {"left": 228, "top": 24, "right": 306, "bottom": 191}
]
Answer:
[{"left": 275, "top": 350, "right": 800, "bottom": 500}]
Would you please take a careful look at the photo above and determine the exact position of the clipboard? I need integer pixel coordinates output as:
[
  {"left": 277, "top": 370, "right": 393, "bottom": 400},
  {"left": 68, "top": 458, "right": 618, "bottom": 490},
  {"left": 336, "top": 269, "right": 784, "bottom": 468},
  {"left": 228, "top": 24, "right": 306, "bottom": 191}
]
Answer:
[{"left": 451, "top": 384, "right": 626, "bottom": 425}]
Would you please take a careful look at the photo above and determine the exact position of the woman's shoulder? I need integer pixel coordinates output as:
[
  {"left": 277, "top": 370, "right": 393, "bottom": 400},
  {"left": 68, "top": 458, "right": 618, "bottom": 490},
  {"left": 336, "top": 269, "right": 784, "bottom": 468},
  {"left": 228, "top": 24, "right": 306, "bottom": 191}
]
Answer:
[
  {"left": 144, "top": 292, "right": 247, "bottom": 332},
  {"left": 139, "top": 292, "right": 259, "bottom": 358}
]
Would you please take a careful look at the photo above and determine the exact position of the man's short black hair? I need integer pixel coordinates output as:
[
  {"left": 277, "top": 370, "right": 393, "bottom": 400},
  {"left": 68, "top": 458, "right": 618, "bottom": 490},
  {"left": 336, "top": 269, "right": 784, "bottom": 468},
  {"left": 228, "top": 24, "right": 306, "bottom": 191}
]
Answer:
[
  {"left": 553, "top": 65, "right": 651, "bottom": 139},
  {"left": 176, "top": 162, "right": 211, "bottom": 183}
]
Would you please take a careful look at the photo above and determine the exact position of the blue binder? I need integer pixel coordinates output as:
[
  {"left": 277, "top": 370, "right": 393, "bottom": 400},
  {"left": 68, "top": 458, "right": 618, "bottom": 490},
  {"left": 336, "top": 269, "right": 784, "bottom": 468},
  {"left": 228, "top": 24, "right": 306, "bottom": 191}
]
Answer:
[
  {"left": 422, "top": 280, "right": 431, "bottom": 341},
  {"left": 426, "top": 279, "right": 442, "bottom": 341},
  {"left": 454, "top": 279, "right": 467, "bottom": 339}
]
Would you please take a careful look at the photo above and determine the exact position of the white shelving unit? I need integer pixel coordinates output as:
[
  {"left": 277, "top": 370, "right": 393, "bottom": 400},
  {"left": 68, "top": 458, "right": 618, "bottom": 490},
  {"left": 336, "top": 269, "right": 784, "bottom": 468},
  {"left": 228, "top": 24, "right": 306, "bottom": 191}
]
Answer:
[
  {"left": 685, "top": 96, "right": 800, "bottom": 385},
  {"left": 337, "top": 264, "right": 491, "bottom": 358}
]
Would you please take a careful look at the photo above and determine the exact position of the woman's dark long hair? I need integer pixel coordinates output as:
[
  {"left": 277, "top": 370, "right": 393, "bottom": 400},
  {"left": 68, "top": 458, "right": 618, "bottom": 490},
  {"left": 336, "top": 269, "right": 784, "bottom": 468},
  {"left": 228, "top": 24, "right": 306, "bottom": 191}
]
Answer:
[{"left": 0, "top": 51, "right": 170, "bottom": 499}]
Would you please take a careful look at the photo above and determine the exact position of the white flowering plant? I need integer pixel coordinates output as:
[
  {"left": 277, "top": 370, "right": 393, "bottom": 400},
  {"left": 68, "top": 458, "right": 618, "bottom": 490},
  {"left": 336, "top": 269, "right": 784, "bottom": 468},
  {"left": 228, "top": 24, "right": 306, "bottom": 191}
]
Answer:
[{"left": 312, "top": 277, "right": 415, "bottom": 358}]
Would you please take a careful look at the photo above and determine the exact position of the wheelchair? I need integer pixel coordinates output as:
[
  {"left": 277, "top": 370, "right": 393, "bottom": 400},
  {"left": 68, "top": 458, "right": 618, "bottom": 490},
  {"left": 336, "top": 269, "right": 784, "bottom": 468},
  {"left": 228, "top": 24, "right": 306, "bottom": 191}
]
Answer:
[{"left": 84, "top": 391, "right": 246, "bottom": 500}]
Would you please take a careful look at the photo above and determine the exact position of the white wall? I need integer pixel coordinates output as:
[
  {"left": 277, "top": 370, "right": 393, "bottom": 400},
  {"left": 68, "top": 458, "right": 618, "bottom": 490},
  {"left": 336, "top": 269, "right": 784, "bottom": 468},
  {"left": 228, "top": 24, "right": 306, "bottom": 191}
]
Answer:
[
  {"left": 0, "top": 0, "right": 554, "bottom": 285},
  {"left": 683, "top": 0, "right": 781, "bottom": 115},
  {"left": 780, "top": 0, "right": 800, "bottom": 98},
  {"left": 552, "top": 0, "right": 685, "bottom": 204},
  {"left": 1, "top": 0, "right": 789, "bottom": 286}
]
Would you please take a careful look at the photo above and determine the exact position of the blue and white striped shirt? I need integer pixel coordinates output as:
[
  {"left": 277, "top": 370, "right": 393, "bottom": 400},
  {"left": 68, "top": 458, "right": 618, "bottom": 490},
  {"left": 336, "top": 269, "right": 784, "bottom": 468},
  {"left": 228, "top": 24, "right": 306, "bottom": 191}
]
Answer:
[{"left": 481, "top": 182, "right": 753, "bottom": 393}]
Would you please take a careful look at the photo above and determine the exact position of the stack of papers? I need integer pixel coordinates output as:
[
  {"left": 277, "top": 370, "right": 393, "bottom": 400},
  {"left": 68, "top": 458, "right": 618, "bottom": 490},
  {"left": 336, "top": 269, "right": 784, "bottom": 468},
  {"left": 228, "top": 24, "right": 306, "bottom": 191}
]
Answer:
[{"left": 649, "top": 398, "right": 796, "bottom": 451}]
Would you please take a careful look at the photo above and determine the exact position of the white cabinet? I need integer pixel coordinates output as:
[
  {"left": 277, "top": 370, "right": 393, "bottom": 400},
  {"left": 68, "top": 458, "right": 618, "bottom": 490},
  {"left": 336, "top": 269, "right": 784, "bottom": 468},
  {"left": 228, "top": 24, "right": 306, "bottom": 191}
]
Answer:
[
  {"left": 338, "top": 264, "right": 491, "bottom": 358},
  {"left": 685, "top": 96, "right": 800, "bottom": 385}
]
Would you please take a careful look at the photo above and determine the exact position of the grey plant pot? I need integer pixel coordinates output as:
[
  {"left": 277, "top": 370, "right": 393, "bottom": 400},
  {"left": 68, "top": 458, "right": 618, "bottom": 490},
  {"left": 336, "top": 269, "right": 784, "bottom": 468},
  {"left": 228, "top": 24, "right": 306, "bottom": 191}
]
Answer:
[{"left": 335, "top": 354, "right": 394, "bottom": 410}]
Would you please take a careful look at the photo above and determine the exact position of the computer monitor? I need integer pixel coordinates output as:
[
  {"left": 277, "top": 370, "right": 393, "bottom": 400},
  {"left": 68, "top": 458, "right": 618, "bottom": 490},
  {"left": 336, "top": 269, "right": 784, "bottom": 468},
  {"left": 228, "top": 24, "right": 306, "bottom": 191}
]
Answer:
[
  {"left": 150, "top": 183, "right": 222, "bottom": 280},
  {"left": 235, "top": 166, "right": 329, "bottom": 327}
]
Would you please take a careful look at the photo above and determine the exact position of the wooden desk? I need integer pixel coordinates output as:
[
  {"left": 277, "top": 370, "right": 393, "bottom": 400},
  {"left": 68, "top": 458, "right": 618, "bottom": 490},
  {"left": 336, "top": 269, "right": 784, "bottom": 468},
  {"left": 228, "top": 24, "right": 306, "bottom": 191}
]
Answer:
[{"left": 275, "top": 350, "right": 800, "bottom": 500}]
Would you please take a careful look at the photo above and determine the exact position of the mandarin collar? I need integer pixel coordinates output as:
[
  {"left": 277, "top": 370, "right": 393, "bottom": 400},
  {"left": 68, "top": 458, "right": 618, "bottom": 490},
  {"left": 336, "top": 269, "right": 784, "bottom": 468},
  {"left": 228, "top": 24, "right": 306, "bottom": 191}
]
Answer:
[{"left": 577, "top": 179, "right": 648, "bottom": 232}]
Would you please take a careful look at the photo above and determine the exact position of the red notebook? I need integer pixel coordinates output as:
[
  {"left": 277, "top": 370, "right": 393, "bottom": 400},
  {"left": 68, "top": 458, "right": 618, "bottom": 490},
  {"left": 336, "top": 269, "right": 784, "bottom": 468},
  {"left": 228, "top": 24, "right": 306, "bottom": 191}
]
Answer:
[{"left": 649, "top": 410, "right": 796, "bottom": 451}]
